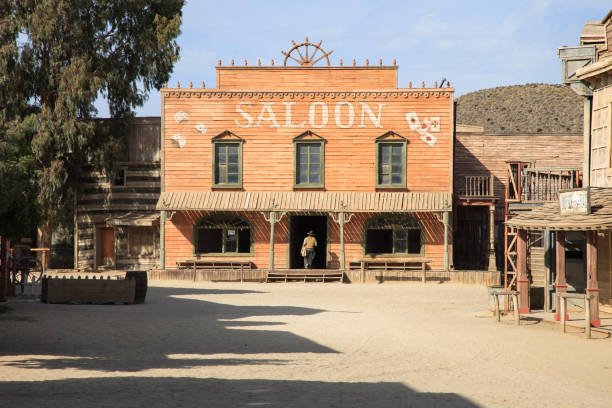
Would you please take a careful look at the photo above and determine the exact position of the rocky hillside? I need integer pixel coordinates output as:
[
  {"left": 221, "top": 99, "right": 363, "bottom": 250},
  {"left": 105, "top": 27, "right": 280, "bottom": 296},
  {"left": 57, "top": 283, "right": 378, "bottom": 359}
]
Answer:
[{"left": 455, "top": 83, "right": 583, "bottom": 134}]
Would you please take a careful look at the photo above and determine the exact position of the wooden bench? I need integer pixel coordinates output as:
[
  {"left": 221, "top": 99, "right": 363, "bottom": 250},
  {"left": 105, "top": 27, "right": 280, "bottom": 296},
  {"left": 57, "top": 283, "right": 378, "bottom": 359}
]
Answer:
[
  {"left": 266, "top": 270, "right": 344, "bottom": 283},
  {"left": 176, "top": 260, "right": 253, "bottom": 270},
  {"left": 349, "top": 258, "right": 432, "bottom": 283}
]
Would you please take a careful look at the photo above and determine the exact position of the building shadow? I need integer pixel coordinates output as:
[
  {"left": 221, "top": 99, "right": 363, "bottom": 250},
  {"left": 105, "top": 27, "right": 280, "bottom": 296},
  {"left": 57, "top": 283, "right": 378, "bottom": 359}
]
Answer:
[
  {"left": 0, "top": 377, "right": 482, "bottom": 408},
  {"left": 1, "top": 286, "right": 337, "bottom": 372}
]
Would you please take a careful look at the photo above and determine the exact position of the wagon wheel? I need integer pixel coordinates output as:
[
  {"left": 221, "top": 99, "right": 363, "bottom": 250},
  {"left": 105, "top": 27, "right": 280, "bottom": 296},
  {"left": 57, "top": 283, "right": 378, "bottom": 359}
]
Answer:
[
  {"left": 16, "top": 257, "right": 43, "bottom": 284},
  {"left": 282, "top": 37, "right": 333, "bottom": 66}
]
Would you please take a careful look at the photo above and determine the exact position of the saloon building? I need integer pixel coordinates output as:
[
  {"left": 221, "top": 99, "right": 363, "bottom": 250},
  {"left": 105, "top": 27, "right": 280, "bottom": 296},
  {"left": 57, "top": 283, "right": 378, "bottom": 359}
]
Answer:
[{"left": 156, "top": 41, "right": 454, "bottom": 280}]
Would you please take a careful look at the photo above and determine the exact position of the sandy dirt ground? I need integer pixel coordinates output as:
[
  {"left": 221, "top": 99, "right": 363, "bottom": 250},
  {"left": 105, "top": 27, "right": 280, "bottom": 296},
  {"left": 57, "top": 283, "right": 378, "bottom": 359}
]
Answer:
[{"left": 1, "top": 281, "right": 611, "bottom": 408}]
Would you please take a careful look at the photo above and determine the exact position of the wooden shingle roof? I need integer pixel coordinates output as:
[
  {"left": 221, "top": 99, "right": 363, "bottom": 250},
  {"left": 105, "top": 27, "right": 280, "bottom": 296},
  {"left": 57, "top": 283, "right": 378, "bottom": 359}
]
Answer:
[
  {"left": 157, "top": 191, "right": 452, "bottom": 212},
  {"left": 507, "top": 187, "right": 612, "bottom": 231}
]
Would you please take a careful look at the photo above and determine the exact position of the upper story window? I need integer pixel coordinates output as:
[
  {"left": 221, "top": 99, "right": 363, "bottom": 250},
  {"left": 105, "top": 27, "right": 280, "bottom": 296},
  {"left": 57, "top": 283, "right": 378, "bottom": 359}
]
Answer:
[
  {"left": 113, "top": 167, "right": 127, "bottom": 186},
  {"left": 294, "top": 130, "right": 325, "bottom": 188},
  {"left": 212, "top": 131, "right": 243, "bottom": 188},
  {"left": 375, "top": 131, "right": 407, "bottom": 189}
]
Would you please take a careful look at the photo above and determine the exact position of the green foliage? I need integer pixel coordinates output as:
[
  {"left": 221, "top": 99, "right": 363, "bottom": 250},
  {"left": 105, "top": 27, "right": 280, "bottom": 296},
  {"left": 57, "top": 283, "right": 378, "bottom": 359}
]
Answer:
[{"left": 0, "top": 0, "right": 183, "bottom": 238}]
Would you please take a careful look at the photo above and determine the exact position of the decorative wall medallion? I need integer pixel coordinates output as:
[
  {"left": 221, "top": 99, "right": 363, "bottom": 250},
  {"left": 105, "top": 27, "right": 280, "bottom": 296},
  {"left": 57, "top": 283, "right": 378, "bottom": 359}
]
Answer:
[
  {"left": 195, "top": 122, "right": 207, "bottom": 135},
  {"left": 171, "top": 133, "right": 186, "bottom": 148},
  {"left": 405, "top": 112, "right": 440, "bottom": 147},
  {"left": 174, "top": 111, "right": 189, "bottom": 123}
]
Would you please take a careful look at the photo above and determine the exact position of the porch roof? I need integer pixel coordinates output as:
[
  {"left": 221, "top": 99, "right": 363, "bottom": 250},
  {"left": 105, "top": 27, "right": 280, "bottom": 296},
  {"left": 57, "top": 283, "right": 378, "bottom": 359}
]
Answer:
[
  {"left": 507, "top": 187, "right": 612, "bottom": 231},
  {"left": 156, "top": 191, "right": 452, "bottom": 213}
]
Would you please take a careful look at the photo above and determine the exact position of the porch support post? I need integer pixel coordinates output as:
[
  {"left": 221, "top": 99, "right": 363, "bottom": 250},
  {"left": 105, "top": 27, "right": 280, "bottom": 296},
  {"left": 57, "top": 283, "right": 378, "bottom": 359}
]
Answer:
[
  {"left": 339, "top": 212, "right": 345, "bottom": 271},
  {"left": 268, "top": 211, "right": 276, "bottom": 271},
  {"left": 586, "top": 230, "right": 600, "bottom": 327},
  {"left": 554, "top": 230, "right": 567, "bottom": 321},
  {"left": 488, "top": 205, "right": 496, "bottom": 271},
  {"left": 443, "top": 211, "right": 449, "bottom": 272},
  {"left": 160, "top": 210, "right": 166, "bottom": 270},
  {"left": 517, "top": 228, "right": 530, "bottom": 313}
]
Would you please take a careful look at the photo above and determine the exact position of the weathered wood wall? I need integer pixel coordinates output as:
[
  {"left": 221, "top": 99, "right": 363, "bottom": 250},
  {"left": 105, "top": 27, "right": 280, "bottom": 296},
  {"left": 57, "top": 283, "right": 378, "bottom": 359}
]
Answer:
[
  {"left": 455, "top": 132, "right": 584, "bottom": 220},
  {"left": 596, "top": 231, "right": 611, "bottom": 305},
  {"left": 76, "top": 117, "right": 161, "bottom": 271},
  {"left": 589, "top": 83, "right": 612, "bottom": 187}
]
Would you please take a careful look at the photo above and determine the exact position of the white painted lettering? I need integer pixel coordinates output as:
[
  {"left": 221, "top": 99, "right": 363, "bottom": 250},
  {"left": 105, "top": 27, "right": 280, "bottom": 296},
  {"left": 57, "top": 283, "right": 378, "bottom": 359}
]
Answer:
[
  {"left": 358, "top": 102, "right": 385, "bottom": 128},
  {"left": 282, "top": 102, "right": 306, "bottom": 128},
  {"left": 255, "top": 102, "right": 280, "bottom": 128},
  {"left": 334, "top": 102, "right": 355, "bottom": 128},
  {"left": 308, "top": 102, "right": 329, "bottom": 128},
  {"left": 234, "top": 102, "right": 254, "bottom": 128}
]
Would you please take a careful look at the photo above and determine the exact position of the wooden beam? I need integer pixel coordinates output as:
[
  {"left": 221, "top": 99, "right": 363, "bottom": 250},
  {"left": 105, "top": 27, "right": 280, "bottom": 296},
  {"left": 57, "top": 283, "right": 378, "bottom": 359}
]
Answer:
[
  {"left": 517, "top": 229, "right": 530, "bottom": 313},
  {"left": 555, "top": 231, "right": 568, "bottom": 321},
  {"left": 586, "top": 230, "right": 600, "bottom": 327}
]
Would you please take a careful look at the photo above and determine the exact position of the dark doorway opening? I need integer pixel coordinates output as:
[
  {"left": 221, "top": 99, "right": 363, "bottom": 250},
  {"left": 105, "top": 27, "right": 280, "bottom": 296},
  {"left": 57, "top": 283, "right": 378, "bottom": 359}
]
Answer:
[
  {"left": 454, "top": 206, "right": 488, "bottom": 270},
  {"left": 290, "top": 215, "right": 327, "bottom": 269}
]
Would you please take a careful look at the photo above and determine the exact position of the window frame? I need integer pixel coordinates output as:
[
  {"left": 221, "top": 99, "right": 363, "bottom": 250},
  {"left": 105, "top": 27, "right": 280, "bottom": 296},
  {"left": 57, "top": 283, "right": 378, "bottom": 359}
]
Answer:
[
  {"left": 293, "top": 130, "right": 325, "bottom": 189},
  {"left": 128, "top": 226, "right": 158, "bottom": 258},
  {"left": 364, "top": 214, "right": 424, "bottom": 257},
  {"left": 375, "top": 133, "right": 407, "bottom": 189},
  {"left": 193, "top": 214, "right": 253, "bottom": 257},
  {"left": 211, "top": 131, "right": 243, "bottom": 189}
]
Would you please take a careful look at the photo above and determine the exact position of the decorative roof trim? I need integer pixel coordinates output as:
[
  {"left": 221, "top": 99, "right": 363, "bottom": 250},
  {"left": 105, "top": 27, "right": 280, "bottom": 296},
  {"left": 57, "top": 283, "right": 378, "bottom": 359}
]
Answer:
[{"left": 161, "top": 90, "right": 454, "bottom": 100}]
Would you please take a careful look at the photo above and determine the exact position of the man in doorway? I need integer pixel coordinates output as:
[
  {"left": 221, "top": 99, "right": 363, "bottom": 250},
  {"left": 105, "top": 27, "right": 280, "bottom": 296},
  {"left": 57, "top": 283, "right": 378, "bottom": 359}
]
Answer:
[{"left": 302, "top": 230, "right": 317, "bottom": 269}]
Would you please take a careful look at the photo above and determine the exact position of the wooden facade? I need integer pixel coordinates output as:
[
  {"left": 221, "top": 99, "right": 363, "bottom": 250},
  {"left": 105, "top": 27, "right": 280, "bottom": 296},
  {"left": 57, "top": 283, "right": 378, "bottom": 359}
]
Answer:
[
  {"left": 159, "top": 46, "right": 454, "bottom": 274},
  {"left": 75, "top": 117, "right": 161, "bottom": 271}
]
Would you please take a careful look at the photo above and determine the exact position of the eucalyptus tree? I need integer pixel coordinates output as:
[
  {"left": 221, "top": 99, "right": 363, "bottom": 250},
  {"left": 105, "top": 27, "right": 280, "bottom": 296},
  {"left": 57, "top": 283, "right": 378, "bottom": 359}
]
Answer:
[{"left": 0, "top": 0, "right": 183, "bottom": 246}]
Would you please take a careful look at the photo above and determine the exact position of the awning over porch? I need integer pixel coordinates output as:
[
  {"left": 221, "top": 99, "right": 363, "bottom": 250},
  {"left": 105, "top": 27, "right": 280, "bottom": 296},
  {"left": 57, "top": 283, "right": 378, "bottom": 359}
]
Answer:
[
  {"left": 156, "top": 191, "right": 452, "bottom": 213},
  {"left": 507, "top": 187, "right": 612, "bottom": 231}
]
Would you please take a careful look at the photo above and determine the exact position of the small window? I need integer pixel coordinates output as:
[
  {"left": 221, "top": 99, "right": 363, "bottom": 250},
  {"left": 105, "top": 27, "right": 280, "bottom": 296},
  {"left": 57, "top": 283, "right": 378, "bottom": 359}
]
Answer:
[
  {"left": 365, "top": 214, "right": 422, "bottom": 256},
  {"left": 194, "top": 214, "right": 252, "bottom": 255},
  {"left": 375, "top": 132, "right": 406, "bottom": 189},
  {"left": 212, "top": 131, "right": 243, "bottom": 188},
  {"left": 293, "top": 130, "right": 325, "bottom": 188}
]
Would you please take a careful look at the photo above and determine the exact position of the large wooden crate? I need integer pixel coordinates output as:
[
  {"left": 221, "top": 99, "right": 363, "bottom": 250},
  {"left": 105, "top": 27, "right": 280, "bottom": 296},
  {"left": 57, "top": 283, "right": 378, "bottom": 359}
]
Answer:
[{"left": 42, "top": 277, "right": 135, "bottom": 304}]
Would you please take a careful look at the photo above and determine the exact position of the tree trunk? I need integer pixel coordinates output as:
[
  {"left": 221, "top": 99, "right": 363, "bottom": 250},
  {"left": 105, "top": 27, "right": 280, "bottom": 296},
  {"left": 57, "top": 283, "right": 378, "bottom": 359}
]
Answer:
[{"left": 37, "top": 221, "right": 53, "bottom": 269}]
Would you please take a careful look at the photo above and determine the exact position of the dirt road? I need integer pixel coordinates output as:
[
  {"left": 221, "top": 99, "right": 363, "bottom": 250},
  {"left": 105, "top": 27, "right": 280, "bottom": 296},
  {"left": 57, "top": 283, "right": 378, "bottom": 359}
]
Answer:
[{"left": 1, "top": 281, "right": 610, "bottom": 407}]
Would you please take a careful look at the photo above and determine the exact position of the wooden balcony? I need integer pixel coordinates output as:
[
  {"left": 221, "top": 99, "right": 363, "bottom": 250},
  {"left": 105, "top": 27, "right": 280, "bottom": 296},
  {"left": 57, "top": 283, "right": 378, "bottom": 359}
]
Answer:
[
  {"left": 459, "top": 175, "right": 494, "bottom": 198},
  {"left": 520, "top": 168, "right": 582, "bottom": 202}
]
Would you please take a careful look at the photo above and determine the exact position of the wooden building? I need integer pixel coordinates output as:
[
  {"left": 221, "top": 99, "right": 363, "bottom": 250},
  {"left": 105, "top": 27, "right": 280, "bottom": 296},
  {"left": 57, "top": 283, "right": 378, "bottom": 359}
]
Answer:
[
  {"left": 156, "top": 40, "right": 454, "bottom": 280},
  {"left": 75, "top": 117, "right": 161, "bottom": 271},
  {"left": 454, "top": 84, "right": 583, "bottom": 274},
  {"left": 509, "top": 10, "right": 612, "bottom": 324}
]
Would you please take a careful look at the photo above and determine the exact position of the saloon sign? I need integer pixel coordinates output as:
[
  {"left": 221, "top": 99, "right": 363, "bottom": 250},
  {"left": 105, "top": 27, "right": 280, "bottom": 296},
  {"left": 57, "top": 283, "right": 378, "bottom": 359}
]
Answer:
[
  {"left": 233, "top": 101, "right": 441, "bottom": 147},
  {"left": 234, "top": 101, "right": 385, "bottom": 129}
]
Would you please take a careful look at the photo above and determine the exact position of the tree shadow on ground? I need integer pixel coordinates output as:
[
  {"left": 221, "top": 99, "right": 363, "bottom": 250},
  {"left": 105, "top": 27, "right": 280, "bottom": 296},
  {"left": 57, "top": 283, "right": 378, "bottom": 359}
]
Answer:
[
  {"left": 0, "top": 377, "right": 482, "bottom": 408},
  {"left": 1, "top": 286, "right": 336, "bottom": 372}
]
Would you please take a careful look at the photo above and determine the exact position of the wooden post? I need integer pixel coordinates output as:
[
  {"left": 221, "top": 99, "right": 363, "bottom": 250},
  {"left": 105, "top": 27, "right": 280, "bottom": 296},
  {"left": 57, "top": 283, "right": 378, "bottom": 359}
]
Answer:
[
  {"left": 443, "top": 211, "right": 449, "bottom": 272},
  {"left": 516, "top": 229, "right": 530, "bottom": 313},
  {"left": 494, "top": 294, "right": 501, "bottom": 322},
  {"left": 268, "top": 211, "right": 276, "bottom": 271},
  {"left": 488, "top": 205, "right": 496, "bottom": 271},
  {"left": 512, "top": 294, "right": 520, "bottom": 325},
  {"left": 555, "top": 231, "right": 568, "bottom": 321},
  {"left": 339, "top": 212, "right": 345, "bottom": 271},
  {"left": 585, "top": 294, "right": 591, "bottom": 339},
  {"left": 0, "top": 237, "right": 7, "bottom": 303},
  {"left": 586, "top": 230, "right": 600, "bottom": 327},
  {"left": 160, "top": 210, "right": 166, "bottom": 269},
  {"left": 560, "top": 296, "right": 567, "bottom": 333}
]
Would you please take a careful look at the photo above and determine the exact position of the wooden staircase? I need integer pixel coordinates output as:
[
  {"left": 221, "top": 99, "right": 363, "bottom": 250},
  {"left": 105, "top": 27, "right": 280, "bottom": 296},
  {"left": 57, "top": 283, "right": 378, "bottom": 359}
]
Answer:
[{"left": 266, "top": 269, "right": 344, "bottom": 283}]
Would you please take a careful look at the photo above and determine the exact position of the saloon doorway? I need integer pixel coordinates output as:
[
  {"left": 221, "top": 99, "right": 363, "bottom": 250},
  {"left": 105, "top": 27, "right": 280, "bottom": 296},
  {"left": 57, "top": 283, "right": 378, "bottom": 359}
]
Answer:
[{"left": 289, "top": 215, "right": 327, "bottom": 269}]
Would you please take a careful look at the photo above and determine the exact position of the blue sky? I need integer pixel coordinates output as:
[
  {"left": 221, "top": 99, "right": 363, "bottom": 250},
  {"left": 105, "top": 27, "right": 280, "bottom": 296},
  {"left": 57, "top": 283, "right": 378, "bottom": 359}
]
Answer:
[{"left": 95, "top": 0, "right": 611, "bottom": 117}]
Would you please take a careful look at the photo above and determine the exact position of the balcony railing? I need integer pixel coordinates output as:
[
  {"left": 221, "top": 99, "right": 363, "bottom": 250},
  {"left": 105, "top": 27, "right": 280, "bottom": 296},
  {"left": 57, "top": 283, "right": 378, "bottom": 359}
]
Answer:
[
  {"left": 460, "top": 175, "right": 494, "bottom": 197},
  {"left": 520, "top": 168, "right": 582, "bottom": 202}
]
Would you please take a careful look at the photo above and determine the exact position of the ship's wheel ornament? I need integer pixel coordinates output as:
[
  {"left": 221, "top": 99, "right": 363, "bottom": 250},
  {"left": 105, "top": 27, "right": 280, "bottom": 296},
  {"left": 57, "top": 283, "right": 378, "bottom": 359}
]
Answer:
[{"left": 282, "top": 37, "right": 333, "bottom": 66}]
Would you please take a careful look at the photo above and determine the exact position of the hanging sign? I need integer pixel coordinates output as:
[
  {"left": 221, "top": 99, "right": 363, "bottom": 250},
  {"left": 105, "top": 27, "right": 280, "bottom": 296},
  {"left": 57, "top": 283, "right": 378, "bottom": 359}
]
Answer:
[{"left": 559, "top": 188, "right": 590, "bottom": 215}]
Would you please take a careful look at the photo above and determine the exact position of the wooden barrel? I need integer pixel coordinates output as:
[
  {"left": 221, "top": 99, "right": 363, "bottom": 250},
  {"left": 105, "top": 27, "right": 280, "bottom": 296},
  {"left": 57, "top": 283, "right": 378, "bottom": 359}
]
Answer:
[{"left": 125, "top": 271, "right": 148, "bottom": 304}]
